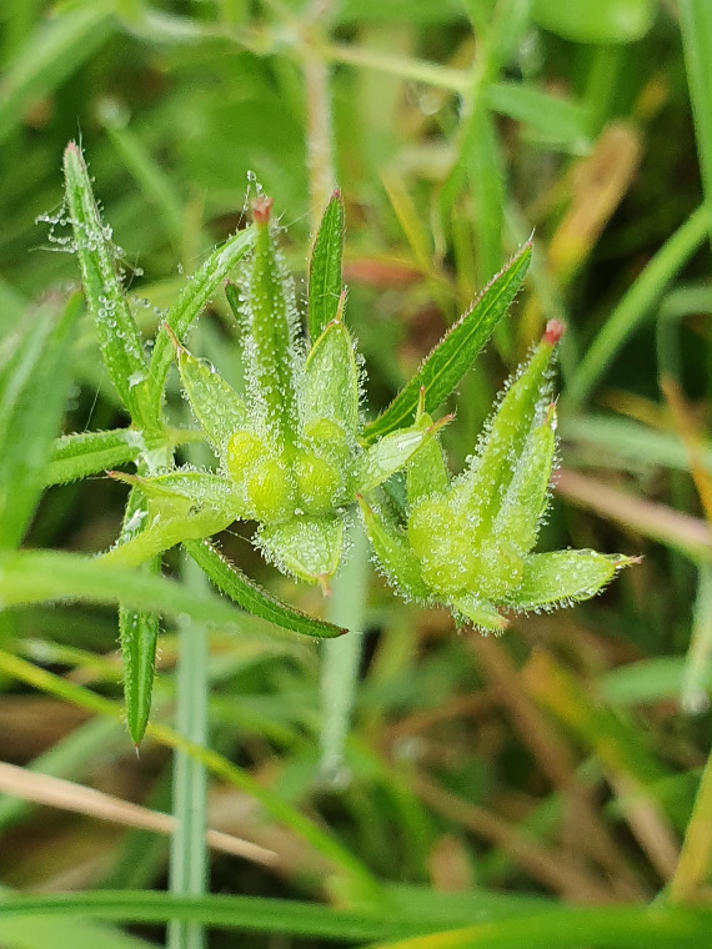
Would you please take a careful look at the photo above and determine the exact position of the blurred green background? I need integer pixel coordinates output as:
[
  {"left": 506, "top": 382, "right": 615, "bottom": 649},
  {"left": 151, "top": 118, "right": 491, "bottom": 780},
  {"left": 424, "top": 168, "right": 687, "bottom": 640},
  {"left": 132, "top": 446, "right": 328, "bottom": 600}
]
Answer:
[{"left": 1, "top": 1, "right": 712, "bottom": 947}]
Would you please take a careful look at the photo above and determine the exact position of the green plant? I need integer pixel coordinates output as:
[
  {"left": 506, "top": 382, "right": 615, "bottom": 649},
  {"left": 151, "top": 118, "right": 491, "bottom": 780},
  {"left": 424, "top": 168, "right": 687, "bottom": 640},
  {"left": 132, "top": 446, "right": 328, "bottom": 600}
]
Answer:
[{"left": 50, "top": 142, "right": 633, "bottom": 745}]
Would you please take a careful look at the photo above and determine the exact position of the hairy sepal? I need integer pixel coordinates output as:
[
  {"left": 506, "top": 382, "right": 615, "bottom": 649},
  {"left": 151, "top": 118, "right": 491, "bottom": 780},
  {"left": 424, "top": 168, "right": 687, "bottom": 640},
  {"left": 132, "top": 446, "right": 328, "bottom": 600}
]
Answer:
[
  {"left": 258, "top": 516, "right": 343, "bottom": 586},
  {"left": 358, "top": 495, "right": 430, "bottom": 600},
  {"left": 302, "top": 318, "right": 359, "bottom": 441},
  {"left": 507, "top": 550, "right": 635, "bottom": 612},
  {"left": 175, "top": 342, "right": 248, "bottom": 455}
]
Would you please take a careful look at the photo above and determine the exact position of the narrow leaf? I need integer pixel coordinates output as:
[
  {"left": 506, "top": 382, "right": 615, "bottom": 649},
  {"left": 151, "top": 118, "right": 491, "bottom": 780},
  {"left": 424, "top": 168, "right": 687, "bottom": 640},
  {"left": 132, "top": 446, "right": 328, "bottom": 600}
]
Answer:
[
  {"left": 679, "top": 0, "right": 712, "bottom": 251},
  {"left": 45, "top": 428, "right": 143, "bottom": 485},
  {"left": 63, "top": 143, "right": 153, "bottom": 428},
  {"left": 148, "top": 226, "right": 255, "bottom": 415},
  {"left": 507, "top": 550, "right": 635, "bottom": 611},
  {"left": 184, "top": 538, "right": 345, "bottom": 639},
  {"left": 0, "top": 294, "right": 80, "bottom": 549},
  {"left": 308, "top": 190, "right": 345, "bottom": 341},
  {"left": 109, "top": 470, "right": 244, "bottom": 513},
  {"left": 363, "top": 242, "right": 531, "bottom": 443},
  {"left": 118, "top": 488, "right": 160, "bottom": 746}
]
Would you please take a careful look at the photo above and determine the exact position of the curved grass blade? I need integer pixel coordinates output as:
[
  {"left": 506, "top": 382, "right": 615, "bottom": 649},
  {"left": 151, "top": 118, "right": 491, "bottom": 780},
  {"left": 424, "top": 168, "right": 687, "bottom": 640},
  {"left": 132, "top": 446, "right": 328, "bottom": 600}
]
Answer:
[
  {"left": 308, "top": 190, "right": 344, "bottom": 342},
  {"left": 184, "top": 538, "right": 345, "bottom": 639},
  {"left": 45, "top": 428, "right": 143, "bottom": 485},
  {"left": 0, "top": 550, "right": 261, "bottom": 629},
  {"left": 148, "top": 227, "right": 255, "bottom": 416},
  {"left": 63, "top": 144, "right": 153, "bottom": 430},
  {"left": 0, "top": 294, "right": 80, "bottom": 550},
  {"left": 363, "top": 242, "right": 531, "bottom": 443}
]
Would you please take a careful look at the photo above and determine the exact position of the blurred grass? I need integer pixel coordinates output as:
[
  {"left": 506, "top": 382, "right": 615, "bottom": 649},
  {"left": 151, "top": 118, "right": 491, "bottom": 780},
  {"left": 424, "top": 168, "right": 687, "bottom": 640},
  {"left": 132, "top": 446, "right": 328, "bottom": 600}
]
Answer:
[{"left": 2, "top": 0, "right": 712, "bottom": 947}]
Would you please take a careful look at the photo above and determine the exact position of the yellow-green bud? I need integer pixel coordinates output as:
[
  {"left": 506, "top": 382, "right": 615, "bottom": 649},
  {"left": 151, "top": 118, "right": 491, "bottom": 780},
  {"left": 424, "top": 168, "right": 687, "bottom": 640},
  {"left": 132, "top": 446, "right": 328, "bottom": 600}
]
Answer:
[
  {"left": 245, "top": 458, "right": 294, "bottom": 522},
  {"left": 294, "top": 451, "right": 342, "bottom": 515},
  {"left": 226, "top": 430, "right": 268, "bottom": 484}
]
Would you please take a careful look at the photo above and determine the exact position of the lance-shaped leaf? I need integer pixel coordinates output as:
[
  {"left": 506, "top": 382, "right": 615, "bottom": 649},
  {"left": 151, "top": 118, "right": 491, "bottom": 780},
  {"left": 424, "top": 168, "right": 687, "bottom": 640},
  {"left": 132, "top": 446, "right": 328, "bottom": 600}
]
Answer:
[
  {"left": 308, "top": 190, "right": 344, "bottom": 342},
  {"left": 148, "top": 226, "right": 255, "bottom": 415},
  {"left": 454, "top": 321, "right": 562, "bottom": 534},
  {"left": 184, "top": 538, "right": 345, "bottom": 639},
  {"left": 170, "top": 329, "right": 248, "bottom": 453},
  {"left": 0, "top": 294, "right": 80, "bottom": 550},
  {"left": 258, "top": 516, "right": 343, "bottom": 588},
  {"left": 507, "top": 550, "right": 637, "bottom": 611},
  {"left": 45, "top": 428, "right": 143, "bottom": 485},
  {"left": 301, "top": 315, "right": 359, "bottom": 439},
  {"left": 492, "top": 407, "right": 557, "bottom": 556},
  {"left": 117, "top": 485, "right": 159, "bottom": 746},
  {"left": 63, "top": 144, "right": 153, "bottom": 429},
  {"left": 358, "top": 495, "right": 430, "bottom": 600},
  {"left": 363, "top": 241, "right": 532, "bottom": 444},
  {"left": 449, "top": 593, "right": 508, "bottom": 632},
  {"left": 227, "top": 198, "right": 299, "bottom": 448}
]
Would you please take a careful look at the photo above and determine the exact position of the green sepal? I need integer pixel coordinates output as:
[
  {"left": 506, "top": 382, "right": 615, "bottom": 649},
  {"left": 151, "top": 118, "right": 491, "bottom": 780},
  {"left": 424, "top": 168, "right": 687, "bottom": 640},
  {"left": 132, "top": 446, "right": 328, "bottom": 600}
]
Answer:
[
  {"left": 493, "top": 408, "right": 556, "bottom": 556},
  {"left": 449, "top": 592, "right": 508, "bottom": 632},
  {"left": 227, "top": 198, "right": 299, "bottom": 449},
  {"left": 184, "top": 538, "right": 346, "bottom": 639},
  {"left": 454, "top": 324, "right": 560, "bottom": 533},
  {"left": 258, "top": 515, "right": 343, "bottom": 586},
  {"left": 109, "top": 469, "right": 245, "bottom": 517},
  {"left": 174, "top": 343, "right": 248, "bottom": 454},
  {"left": 354, "top": 426, "right": 428, "bottom": 493},
  {"left": 62, "top": 144, "right": 153, "bottom": 431},
  {"left": 406, "top": 409, "right": 449, "bottom": 508},
  {"left": 363, "top": 241, "right": 532, "bottom": 444},
  {"left": 358, "top": 495, "right": 430, "bottom": 600},
  {"left": 507, "top": 549, "right": 635, "bottom": 611},
  {"left": 308, "top": 190, "right": 345, "bottom": 342},
  {"left": 302, "top": 318, "right": 359, "bottom": 440}
]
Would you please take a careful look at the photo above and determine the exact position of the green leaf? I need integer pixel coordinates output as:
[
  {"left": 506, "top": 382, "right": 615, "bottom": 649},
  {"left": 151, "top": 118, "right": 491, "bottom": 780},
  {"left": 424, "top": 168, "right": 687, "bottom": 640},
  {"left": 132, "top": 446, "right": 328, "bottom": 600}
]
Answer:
[
  {"left": 62, "top": 144, "right": 153, "bottom": 430},
  {"left": 302, "top": 319, "right": 359, "bottom": 438},
  {"left": 308, "top": 190, "right": 345, "bottom": 342},
  {"left": 363, "top": 242, "right": 531, "bottom": 443},
  {"left": 531, "top": 0, "right": 655, "bottom": 44},
  {"left": 0, "top": 294, "right": 80, "bottom": 550},
  {"left": 358, "top": 496, "right": 430, "bottom": 600},
  {"left": 507, "top": 549, "right": 634, "bottom": 611},
  {"left": 226, "top": 199, "right": 300, "bottom": 449},
  {"left": 449, "top": 592, "right": 507, "bottom": 632},
  {"left": 0, "top": 550, "right": 266, "bottom": 629},
  {"left": 45, "top": 428, "right": 143, "bottom": 486},
  {"left": 110, "top": 470, "right": 244, "bottom": 513},
  {"left": 485, "top": 82, "right": 591, "bottom": 152},
  {"left": 184, "top": 538, "right": 346, "bottom": 639},
  {"left": 175, "top": 343, "right": 248, "bottom": 453},
  {"left": 258, "top": 516, "right": 343, "bottom": 586},
  {"left": 117, "top": 486, "right": 160, "bottom": 746},
  {"left": 147, "top": 226, "right": 255, "bottom": 416}
]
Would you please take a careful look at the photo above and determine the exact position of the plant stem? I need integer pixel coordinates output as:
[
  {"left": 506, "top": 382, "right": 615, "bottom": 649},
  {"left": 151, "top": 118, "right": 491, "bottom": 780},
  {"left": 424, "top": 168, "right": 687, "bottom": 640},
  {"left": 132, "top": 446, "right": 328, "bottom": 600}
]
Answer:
[{"left": 167, "top": 555, "right": 209, "bottom": 949}]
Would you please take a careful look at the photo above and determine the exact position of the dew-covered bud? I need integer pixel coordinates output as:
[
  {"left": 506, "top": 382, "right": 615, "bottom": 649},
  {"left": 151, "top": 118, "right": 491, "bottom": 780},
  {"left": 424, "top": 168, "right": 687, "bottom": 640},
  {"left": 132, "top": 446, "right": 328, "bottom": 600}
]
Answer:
[
  {"left": 294, "top": 450, "right": 342, "bottom": 515},
  {"left": 226, "top": 429, "right": 269, "bottom": 484},
  {"left": 245, "top": 457, "right": 295, "bottom": 522}
]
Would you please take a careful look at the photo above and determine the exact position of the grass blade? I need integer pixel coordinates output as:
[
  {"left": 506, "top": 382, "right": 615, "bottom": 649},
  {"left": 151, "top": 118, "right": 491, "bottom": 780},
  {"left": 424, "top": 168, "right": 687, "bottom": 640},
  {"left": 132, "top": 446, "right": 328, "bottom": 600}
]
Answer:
[
  {"left": 308, "top": 190, "right": 345, "bottom": 342},
  {"left": 679, "top": 0, "right": 712, "bottom": 250},
  {"left": 0, "top": 549, "right": 266, "bottom": 630},
  {"left": 0, "top": 294, "right": 80, "bottom": 549},
  {"left": 184, "top": 538, "right": 346, "bottom": 639},
  {"left": 363, "top": 242, "right": 531, "bottom": 443}
]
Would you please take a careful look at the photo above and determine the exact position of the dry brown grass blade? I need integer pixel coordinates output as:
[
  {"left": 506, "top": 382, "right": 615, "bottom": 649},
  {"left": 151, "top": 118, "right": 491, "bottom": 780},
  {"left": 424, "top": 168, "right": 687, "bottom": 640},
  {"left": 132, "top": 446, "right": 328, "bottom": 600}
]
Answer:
[
  {"left": 410, "top": 771, "right": 615, "bottom": 904},
  {"left": 0, "top": 760, "right": 278, "bottom": 867},
  {"left": 555, "top": 467, "right": 712, "bottom": 561}
]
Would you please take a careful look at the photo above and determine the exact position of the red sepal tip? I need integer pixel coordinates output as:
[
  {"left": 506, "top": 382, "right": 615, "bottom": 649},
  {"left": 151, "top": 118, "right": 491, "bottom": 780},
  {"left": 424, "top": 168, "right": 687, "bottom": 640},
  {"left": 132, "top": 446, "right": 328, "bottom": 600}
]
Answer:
[{"left": 543, "top": 319, "right": 565, "bottom": 346}]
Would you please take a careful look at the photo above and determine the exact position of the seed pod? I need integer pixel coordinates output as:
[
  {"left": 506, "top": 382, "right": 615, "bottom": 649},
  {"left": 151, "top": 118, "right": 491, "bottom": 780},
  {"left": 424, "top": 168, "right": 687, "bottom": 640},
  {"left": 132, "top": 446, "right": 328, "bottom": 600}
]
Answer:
[{"left": 454, "top": 321, "right": 563, "bottom": 537}]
